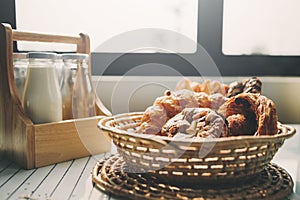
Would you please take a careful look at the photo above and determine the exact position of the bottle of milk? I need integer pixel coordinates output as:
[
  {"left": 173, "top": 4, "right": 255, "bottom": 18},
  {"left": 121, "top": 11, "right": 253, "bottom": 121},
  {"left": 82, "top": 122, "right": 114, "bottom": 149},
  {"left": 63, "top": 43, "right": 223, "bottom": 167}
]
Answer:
[{"left": 22, "top": 52, "right": 62, "bottom": 124}]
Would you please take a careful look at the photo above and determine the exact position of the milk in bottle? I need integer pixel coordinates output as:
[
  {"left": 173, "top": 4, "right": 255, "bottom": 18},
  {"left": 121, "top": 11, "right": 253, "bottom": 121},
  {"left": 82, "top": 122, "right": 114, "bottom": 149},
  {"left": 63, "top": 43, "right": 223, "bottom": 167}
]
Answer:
[{"left": 22, "top": 52, "right": 62, "bottom": 124}]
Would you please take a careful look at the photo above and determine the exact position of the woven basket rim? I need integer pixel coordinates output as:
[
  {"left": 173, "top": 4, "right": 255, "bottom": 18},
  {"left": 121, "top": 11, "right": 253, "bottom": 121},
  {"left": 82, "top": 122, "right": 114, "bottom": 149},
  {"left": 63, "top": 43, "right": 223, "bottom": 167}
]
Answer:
[{"left": 98, "top": 112, "right": 296, "bottom": 145}]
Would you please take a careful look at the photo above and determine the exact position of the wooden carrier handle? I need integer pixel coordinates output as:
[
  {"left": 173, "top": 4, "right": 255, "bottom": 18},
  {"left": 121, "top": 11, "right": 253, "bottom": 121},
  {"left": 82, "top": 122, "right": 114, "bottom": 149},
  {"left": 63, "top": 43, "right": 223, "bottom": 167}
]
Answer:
[
  {"left": 12, "top": 30, "right": 90, "bottom": 54},
  {"left": 13, "top": 31, "right": 82, "bottom": 44}
]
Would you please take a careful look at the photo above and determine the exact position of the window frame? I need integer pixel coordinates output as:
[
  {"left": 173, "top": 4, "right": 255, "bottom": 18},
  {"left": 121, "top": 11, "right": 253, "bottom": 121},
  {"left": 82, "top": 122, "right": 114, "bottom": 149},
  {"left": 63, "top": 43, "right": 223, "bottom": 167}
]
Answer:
[{"left": 2, "top": 0, "right": 300, "bottom": 76}]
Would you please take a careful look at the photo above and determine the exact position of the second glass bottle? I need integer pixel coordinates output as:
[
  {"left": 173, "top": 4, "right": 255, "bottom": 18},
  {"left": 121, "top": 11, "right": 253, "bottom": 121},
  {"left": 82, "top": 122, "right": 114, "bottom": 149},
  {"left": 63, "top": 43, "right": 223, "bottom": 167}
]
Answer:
[{"left": 61, "top": 53, "right": 95, "bottom": 120}]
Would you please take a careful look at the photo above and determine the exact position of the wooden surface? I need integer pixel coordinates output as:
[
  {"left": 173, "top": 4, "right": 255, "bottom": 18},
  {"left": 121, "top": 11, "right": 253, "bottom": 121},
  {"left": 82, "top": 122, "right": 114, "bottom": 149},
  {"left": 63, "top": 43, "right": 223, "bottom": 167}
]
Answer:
[
  {"left": 0, "top": 153, "right": 112, "bottom": 200},
  {"left": 0, "top": 125, "right": 300, "bottom": 200},
  {"left": 0, "top": 23, "right": 111, "bottom": 169}
]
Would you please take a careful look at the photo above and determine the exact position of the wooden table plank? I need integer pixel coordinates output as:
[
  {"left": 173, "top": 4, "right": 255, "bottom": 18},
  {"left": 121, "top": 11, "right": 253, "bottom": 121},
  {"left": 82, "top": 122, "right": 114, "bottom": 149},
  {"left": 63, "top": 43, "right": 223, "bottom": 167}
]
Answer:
[
  {"left": 0, "top": 168, "right": 35, "bottom": 199},
  {"left": 69, "top": 155, "right": 105, "bottom": 200},
  {"left": 30, "top": 160, "right": 73, "bottom": 199},
  {"left": 8, "top": 164, "right": 55, "bottom": 200},
  {"left": 50, "top": 157, "right": 90, "bottom": 200},
  {"left": 0, "top": 163, "right": 20, "bottom": 188}
]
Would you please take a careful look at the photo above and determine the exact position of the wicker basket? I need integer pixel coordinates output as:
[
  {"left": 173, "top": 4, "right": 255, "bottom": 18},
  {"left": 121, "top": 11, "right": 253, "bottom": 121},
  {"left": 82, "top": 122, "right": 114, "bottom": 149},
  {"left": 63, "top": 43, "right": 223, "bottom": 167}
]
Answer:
[{"left": 98, "top": 112, "right": 295, "bottom": 185}]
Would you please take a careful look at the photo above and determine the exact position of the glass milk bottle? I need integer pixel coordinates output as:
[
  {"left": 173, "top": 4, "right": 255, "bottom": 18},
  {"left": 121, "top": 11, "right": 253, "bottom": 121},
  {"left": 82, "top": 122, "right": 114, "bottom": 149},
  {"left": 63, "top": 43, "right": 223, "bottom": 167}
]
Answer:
[
  {"left": 61, "top": 53, "right": 95, "bottom": 119},
  {"left": 22, "top": 52, "right": 62, "bottom": 124},
  {"left": 13, "top": 53, "right": 28, "bottom": 101},
  {"left": 60, "top": 54, "right": 77, "bottom": 120}
]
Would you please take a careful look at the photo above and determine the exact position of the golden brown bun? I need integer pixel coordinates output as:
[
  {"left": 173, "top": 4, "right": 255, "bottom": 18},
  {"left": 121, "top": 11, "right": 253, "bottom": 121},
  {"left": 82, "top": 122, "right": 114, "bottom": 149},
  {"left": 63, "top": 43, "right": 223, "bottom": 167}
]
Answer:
[{"left": 218, "top": 93, "right": 278, "bottom": 136}]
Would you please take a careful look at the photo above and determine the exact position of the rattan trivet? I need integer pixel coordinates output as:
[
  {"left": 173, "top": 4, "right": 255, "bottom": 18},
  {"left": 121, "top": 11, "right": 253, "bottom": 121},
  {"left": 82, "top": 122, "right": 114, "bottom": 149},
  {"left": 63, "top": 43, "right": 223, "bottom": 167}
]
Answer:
[{"left": 92, "top": 154, "right": 294, "bottom": 200}]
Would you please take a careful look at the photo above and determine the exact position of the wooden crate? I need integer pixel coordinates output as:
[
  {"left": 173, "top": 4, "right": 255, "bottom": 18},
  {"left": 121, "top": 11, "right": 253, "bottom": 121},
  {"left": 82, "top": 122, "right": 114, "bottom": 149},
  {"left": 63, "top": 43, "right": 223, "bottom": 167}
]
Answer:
[{"left": 0, "top": 23, "right": 112, "bottom": 169}]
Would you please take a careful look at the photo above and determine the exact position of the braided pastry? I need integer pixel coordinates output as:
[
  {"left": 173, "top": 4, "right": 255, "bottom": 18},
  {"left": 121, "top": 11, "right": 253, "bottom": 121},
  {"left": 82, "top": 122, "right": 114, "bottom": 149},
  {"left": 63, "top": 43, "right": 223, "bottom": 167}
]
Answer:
[{"left": 161, "top": 108, "right": 228, "bottom": 138}]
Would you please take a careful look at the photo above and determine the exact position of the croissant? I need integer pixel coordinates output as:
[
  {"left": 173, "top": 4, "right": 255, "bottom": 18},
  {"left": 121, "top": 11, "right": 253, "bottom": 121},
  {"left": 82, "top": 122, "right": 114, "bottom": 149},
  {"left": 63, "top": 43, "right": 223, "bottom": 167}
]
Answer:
[
  {"left": 137, "top": 90, "right": 199, "bottom": 135},
  {"left": 218, "top": 93, "right": 278, "bottom": 136},
  {"left": 154, "top": 90, "right": 199, "bottom": 118},
  {"left": 137, "top": 105, "right": 168, "bottom": 135},
  {"left": 153, "top": 90, "right": 227, "bottom": 118}
]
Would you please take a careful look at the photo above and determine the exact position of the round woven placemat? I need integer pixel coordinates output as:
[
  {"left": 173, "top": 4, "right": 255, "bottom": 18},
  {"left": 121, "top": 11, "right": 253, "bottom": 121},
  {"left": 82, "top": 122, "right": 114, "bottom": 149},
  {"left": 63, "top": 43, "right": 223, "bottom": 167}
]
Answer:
[{"left": 92, "top": 154, "right": 294, "bottom": 200}]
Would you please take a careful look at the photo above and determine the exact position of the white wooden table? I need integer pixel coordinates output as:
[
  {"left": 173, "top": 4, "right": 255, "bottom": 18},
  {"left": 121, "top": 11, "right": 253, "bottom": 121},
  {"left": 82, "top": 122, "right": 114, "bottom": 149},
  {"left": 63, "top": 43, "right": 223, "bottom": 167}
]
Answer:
[
  {"left": 1, "top": 125, "right": 300, "bottom": 200},
  {"left": 0, "top": 153, "right": 114, "bottom": 200}
]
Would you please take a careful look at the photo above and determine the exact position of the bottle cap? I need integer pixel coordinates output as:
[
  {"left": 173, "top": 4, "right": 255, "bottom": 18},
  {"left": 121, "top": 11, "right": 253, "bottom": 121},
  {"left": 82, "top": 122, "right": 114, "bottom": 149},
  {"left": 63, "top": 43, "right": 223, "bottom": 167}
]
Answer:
[
  {"left": 27, "top": 52, "right": 57, "bottom": 59},
  {"left": 13, "top": 53, "right": 28, "bottom": 60},
  {"left": 61, "top": 53, "right": 89, "bottom": 61}
]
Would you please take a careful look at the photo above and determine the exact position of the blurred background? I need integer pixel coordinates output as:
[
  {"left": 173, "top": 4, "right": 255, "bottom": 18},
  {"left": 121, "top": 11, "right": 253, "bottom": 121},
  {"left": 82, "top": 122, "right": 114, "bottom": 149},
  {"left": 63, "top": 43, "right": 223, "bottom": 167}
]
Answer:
[{"left": 1, "top": 0, "right": 300, "bottom": 123}]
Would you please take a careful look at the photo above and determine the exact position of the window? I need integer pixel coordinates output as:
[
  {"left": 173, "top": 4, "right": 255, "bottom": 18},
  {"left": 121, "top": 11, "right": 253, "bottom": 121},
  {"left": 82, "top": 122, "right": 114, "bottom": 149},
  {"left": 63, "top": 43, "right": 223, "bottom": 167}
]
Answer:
[
  {"left": 15, "top": 0, "right": 198, "bottom": 53},
  {"left": 2, "top": 0, "right": 300, "bottom": 76},
  {"left": 223, "top": 0, "right": 300, "bottom": 56}
]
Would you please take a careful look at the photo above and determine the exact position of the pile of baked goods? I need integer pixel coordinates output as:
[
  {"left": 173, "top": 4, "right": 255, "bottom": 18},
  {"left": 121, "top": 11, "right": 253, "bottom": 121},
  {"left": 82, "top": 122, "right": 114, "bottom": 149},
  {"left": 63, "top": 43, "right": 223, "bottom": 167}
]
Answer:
[{"left": 137, "top": 77, "right": 278, "bottom": 138}]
